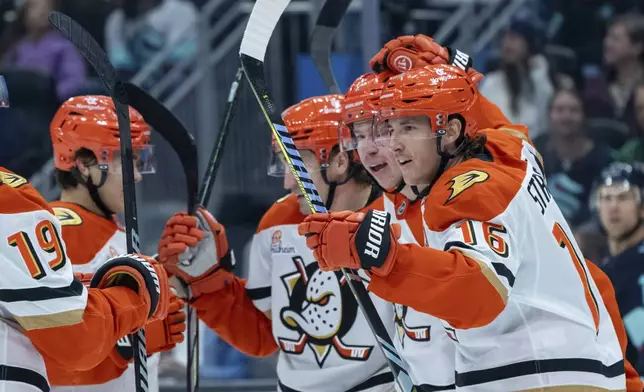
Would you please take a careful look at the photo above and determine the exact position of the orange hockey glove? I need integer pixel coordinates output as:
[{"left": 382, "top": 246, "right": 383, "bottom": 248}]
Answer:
[
  {"left": 90, "top": 254, "right": 171, "bottom": 324},
  {"left": 158, "top": 208, "right": 235, "bottom": 299},
  {"left": 369, "top": 34, "right": 483, "bottom": 84},
  {"left": 298, "top": 210, "right": 401, "bottom": 277},
  {"left": 146, "top": 293, "right": 186, "bottom": 355}
]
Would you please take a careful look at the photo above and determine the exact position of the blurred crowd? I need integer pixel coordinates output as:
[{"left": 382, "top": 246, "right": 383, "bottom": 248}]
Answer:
[
  {"left": 2, "top": 0, "right": 644, "bottom": 386},
  {"left": 0, "top": 0, "right": 200, "bottom": 181}
]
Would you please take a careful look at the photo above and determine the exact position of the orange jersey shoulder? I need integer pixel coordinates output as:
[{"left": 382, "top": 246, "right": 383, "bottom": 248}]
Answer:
[
  {"left": 424, "top": 127, "right": 529, "bottom": 231},
  {"left": 0, "top": 167, "right": 53, "bottom": 215},
  {"left": 49, "top": 201, "right": 120, "bottom": 265},
  {"left": 256, "top": 193, "right": 306, "bottom": 233},
  {"left": 479, "top": 95, "right": 511, "bottom": 130}
]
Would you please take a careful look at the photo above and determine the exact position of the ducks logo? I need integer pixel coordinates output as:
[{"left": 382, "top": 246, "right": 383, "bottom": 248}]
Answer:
[
  {"left": 394, "top": 304, "right": 431, "bottom": 348},
  {"left": 278, "top": 256, "right": 373, "bottom": 366}
]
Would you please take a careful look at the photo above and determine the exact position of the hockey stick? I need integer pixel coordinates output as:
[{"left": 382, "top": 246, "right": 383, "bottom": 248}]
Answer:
[
  {"left": 48, "top": 12, "right": 148, "bottom": 392},
  {"left": 123, "top": 82, "right": 199, "bottom": 215},
  {"left": 309, "top": 0, "right": 352, "bottom": 93},
  {"left": 123, "top": 82, "right": 201, "bottom": 392},
  {"left": 198, "top": 67, "right": 244, "bottom": 205},
  {"left": 166, "top": 68, "right": 243, "bottom": 392},
  {"left": 239, "top": 1, "right": 415, "bottom": 391}
]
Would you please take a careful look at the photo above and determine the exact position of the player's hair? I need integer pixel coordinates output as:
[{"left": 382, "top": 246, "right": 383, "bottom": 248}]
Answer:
[
  {"left": 54, "top": 148, "right": 98, "bottom": 190},
  {"left": 449, "top": 113, "right": 488, "bottom": 161},
  {"left": 461, "top": 134, "right": 489, "bottom": 161}
]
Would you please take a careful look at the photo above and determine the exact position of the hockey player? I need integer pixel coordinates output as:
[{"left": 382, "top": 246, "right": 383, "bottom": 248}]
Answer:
[
  {"left": 299, "top": 64, "right": 628, "bottom": 390},
  {"left": 45, "top": 96, "right": 186, "bottom": 391},
  {"left": 0, "top": 166, "right": 171, "bottom": 391},
  {"left": 156, "top": 95, "right": 398, "bottom": 392},
  {"left": 365, "top": 34, "right": 643, "bottom": 391},
  {"left": 595, "top": 162, "right": 644, "bottom": 377},
  {"left": 342, "top": 69, "right": 642, "bottom": 391},
  {"left": 342, "top": 71, "right": 456, "bottom": 390}
]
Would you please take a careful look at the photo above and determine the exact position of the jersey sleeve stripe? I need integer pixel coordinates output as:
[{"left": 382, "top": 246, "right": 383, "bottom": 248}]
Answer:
[
  {"left": 15, "top": 308, "right": 84, "bottom": 331},
  {"left": 444, "top": 246, "right": 509, "bottom": 305},
  {"left": 246, "top": 286, "right": 271, "bottom": 300},
  {"left": 491, "top": 262, "right": 516, "bottom": 287},
  {"left": 444, "top": 241, "right": 516, "bottom": 289},
  {"left": 0, "top": 364, "right": 50, "bottom": 392},
  {"left": 443, "top": 241, "right": 474, "bottom": 252},
  {"left": 0, "top": 277, "right": 84, "bottom": 303}
]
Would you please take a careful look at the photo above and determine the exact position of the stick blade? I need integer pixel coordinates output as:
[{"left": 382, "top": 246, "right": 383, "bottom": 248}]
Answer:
[
  {"left": 123, "top": 82, "right": 199, "bottom": 214},
  {"left": 310, "top": 0, "right": 352, "bottom": 93},
  {"left": 48, "top": 11, "right": 124, "bottom": 102},
  {"left": 239, "top": 0, "right": 292, "bottom": 61}
]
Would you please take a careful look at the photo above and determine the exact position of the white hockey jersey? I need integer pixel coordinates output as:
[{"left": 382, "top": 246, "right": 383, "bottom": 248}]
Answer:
[
  {"left": 382, "top": 193, "right": 456, "bottom": 391},
  {"left": 246, "top": 194, "right": 396, "bottom": 392},
  {"left": 368, "top": 128, "right": 626, "bottom": 391},
  {"left": 48, "top": 201, "right": 159, "bottom": 392},
  {"left": 0, "top": 169, "right": 87, "bottom": 392}
]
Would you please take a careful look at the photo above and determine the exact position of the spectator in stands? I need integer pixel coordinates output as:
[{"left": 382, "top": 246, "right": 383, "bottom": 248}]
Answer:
[
  {"left": 585, "top": 13, "right": 644, "bottom": 134},
  {"left": 535, "top": 88, "right": 614, "bottom": 229},
  {"left": 614, "top": 82, "right": 644, "bottom": 162},
  {"left": 479, "top": 18, "right": 553, "bottom": 139},
  {"left": 104, "top": 0, "right": 197, "bottom": 77},
  {"left": 0, "top": 0, "right": 86, "bottom": 101}
]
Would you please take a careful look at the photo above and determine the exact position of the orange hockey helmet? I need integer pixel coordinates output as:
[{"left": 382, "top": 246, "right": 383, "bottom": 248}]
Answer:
[
  {"left": 51, "top": 95, "right": 153, "bottom": 173},
  {"left": 269, "top": 94, "right": 344, "bottom": 176},
  {"left": 373, "top": 63, "right": 486, "bottom": 140},
  {"left": 338, "top": 72, "right": 384, "bottom": 153}
]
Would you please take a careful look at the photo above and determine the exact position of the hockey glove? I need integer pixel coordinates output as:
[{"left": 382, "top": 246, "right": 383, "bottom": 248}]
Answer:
[
  {"left": 369, "top": 34, "right": 483, "bottom": 84},
  {"left": 91, "top": 254, "right": 171, "bottom": 323},
  {"left": 146, "top": 293, "right": 186, "bottom": 355},
  {"left": 298, "top": 210, "right": 402, "bottom": 277},
  {"left": 158, "top": 208, "right": 235, "bottom": 299}
]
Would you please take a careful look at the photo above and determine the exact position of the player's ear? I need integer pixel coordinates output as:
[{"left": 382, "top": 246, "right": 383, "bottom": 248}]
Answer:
[
  {"left": 75, "top": 158, "right": 90, "bottom": 178},
  {"left": 443, "top": 117, "right": 463, "bottom": 146},
  {"left": 329, "top": 150, "right": 349, "bottom": 180}
]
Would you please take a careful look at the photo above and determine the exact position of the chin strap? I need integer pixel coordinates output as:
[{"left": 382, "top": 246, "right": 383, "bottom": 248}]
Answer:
[{"left": 72, "top": 165, "right": 114, "bottom": 219}]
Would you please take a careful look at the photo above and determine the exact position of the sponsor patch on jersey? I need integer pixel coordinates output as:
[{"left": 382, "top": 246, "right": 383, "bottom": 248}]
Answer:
[
  {"left": 0, "top": 170, "right": 27, "bottom": 188},
  {"left": 446, "top": 170, "right": 489, "bottom": 203},
  {"left": 271, "top": 229, "right": 296, "bottom": 254},
  {"left": 53, "top": 207, "right": 83, "bottom": 226}
]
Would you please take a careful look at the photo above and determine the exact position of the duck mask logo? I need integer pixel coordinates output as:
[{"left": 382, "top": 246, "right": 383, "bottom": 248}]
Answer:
[
  {"left": 278, "top": 256, "right": 373, "bottom": 367},
  {"left": 394, "top": 304, "right": 431, "bottom": 348}
]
